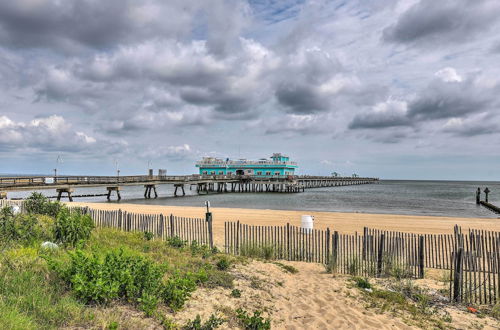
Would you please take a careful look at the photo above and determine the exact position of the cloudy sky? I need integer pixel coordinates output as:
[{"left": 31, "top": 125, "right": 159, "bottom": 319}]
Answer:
[{"left": 1, "top": 0, "right": 499, "bottom": 180}]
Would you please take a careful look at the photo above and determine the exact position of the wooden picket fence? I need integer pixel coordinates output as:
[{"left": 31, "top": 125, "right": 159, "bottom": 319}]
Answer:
[
  {"left": 225, "top": 222, "right": 331, "bottom": 263},
  {"left": 74, "top": 206, "right": 213, "bottom": 247},
  {"left": 450, "top": 227, "right": 500, "bottom": 305},
  {"left": 224, "top": 222, "right": 455, "bottom": 278}
]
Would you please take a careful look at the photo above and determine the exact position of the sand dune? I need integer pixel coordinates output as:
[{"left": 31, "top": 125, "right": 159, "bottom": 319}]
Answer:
[{"left": 173, "top": 261, "right": 498, "bottom": 329}]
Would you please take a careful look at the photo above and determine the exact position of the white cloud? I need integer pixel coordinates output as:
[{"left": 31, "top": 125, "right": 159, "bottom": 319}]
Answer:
[
  {"left": 435, "top": 67, "right": 462, "bottom": 82},
  {"left": 0, "top": 115, "right": 97, "bottom": 152}
]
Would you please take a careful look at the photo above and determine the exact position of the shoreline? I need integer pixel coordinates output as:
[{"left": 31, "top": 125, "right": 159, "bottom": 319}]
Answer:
[{"left": 69, "top": 202, "right": 500, "bottom": 246}]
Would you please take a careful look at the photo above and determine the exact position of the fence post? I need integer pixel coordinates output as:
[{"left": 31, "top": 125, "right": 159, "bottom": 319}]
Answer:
[
  {"left": 333, "top": 231, "right": 339, "bottom": 273},
  {"left": 325, "top": 228, "right": 331, "bottom": 265},
  {"left": 453, "top": 247, "right": 464, "bottom": 302},
  {"left": 118, "top": 209, "right": 122, "bottom": 230},
  {"left": 418, "top": 235, "right": 425, "bottom": 278},
  {"left": 236, "top": 221, "right": 240, "bottom": 255},
  {"left": 159, "top": 214, "right": 164, "bottom": 239},
  {"left": 362, "top": 227, "right": 368, "bottom": 261},
  {"left": 169, "top": 214, "right": 175, "bottom": 238},
  {"left": 286, "top": 223, "right": 291, "bottom": 261},
  {"left": 206, "top": 211, "right": 213, "bottom": 249},
  {"left": 377, "top": 233, "right": 385, "bottom": 277}
]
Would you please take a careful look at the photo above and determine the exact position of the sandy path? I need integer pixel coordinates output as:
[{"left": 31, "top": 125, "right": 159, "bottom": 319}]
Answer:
[
  {"left": 173, "top": 261, "right": 499, "bottom": 329},
  {"left": 70, "top": 202, "right": 500, "bottom": 247}
]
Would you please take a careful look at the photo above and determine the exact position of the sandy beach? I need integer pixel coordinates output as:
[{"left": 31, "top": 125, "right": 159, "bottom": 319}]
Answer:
[{"left": 70, "top": 202, "right": 500, "bottom": 247}]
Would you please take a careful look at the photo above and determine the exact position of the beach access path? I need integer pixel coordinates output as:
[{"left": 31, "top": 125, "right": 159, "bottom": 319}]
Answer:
[{"left": 69, "top": 202, "right": 500, "bottom": 247}]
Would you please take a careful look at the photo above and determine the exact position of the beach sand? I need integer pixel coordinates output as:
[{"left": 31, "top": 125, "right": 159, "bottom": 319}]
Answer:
[{"left": 70, "top": 202, "right": 500, "bottom": 247}]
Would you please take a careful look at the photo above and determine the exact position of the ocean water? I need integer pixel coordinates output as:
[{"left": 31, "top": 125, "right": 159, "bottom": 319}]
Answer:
[{"left": 3, "top": 179, "right": 500, "bottom": 218}]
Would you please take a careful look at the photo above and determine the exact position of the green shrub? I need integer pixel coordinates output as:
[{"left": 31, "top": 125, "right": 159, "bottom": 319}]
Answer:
[
  {"left": 167, "top": 236, "right": 187, "bottom": 249},
  {"left": 230, "top": 289, "right": 241, "bottom": 298},
  {"left": 54, "top": 208, "right": 94, "bottom": 247},
  {"left": 371, "top": 289, "right": 406, "bottom": 305},
  {"left": 203, "top": 270, "right": 234, "bottom": 289},
  {"left": 183, "top": 314, "right": 225, "bottom": 330},
  {"left": 25, "top": 192, "right": 62, "bottom": 217},
  {"left": 48, "top": 249, "right": 165, "bottom": 307},
  {"left": 189, "top": 241, "right": 213, "bottom": 257},
  {"left": 215, "top": 256, "right": 232, "bottom": 270},
  {"left": 0, "top": 207, "right": 49, "bottom": 244},
  {"left": 144, "top": 231, "right": 154, "bottom": 241},
  {"left": 162, "top": 273, "right": 198, "bottom": 311},
  {"left": 236, "top": 309, "right": 271, "bottom": 330},
  {"left": 353, "top": 277, "right": 371, "bottom": 289}
]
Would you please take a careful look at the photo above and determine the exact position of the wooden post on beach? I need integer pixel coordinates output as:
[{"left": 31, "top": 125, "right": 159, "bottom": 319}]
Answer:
[
  {"left": 377, "top": 234, "right": 385, "bottom": 277},
  {"left": 206, "top": 211, "right": 213, "bottom": 249},
  {"left": 362, "top": 227, "right": 368, "bottom": 261},
  {"left": 325, "top": 228, "right": 331, "bottom": 265},
  {"left": 333, "top": 231, "right": 339, "bottom": 273},
  {"left": 236, "top": 221, "right": 240, "bottom": 255},
  {"left": 453, "top": 247, "right": 464, "bottom": 302},
  {"left": 169, "top": 214, "right": 175, "bottom": 238},
  {"left": 418, "top": 235, "right": 425, "bottom": 278},
  {"left": 286, "top": 223, "right": 291, "bottom": 261}
]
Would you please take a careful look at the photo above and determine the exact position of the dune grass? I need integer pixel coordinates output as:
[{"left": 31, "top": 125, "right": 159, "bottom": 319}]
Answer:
[{"left": 0, "top": 223, "right": 236, "bottom": 329}]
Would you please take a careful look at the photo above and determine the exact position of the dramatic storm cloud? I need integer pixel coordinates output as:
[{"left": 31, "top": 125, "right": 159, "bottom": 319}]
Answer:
[{"left": 1, "top": 0, "right": 500, "bottom": 179}]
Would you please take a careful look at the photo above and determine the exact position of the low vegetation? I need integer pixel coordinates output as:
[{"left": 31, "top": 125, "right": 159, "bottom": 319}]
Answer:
[
  {"left": 351, "top": 277, "right": 454, "bottom": 328},
  {"left": 0, "top": 193, "right": 252, "bottom": 329},
  {"left": 236, "top": 308, "right": 271, "bottom": 330}
]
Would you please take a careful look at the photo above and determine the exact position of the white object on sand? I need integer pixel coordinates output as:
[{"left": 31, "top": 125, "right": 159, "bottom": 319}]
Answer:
[{"left": 301, "top": 215, "right": 314, "bottom": 233}]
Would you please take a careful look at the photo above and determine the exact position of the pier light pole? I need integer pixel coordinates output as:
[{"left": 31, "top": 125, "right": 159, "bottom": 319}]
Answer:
[
  {"left": 114, "top": 159, "right": 120, "bottom": 182},
  {"left": 54, "top": 155, "right": 62, "bottom": 182}
]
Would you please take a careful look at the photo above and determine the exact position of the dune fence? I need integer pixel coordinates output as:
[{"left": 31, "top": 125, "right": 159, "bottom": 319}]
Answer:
[
  {"left": 0, "top": 200, "right": 213, "bottom": 247},
  {"left": 71, "top": 206, "right": 214, "bottom": 247},
  {"left": 225, "top": 222, "right": 331, "bottom": 263},
  {"left": 450, "top": 227, "right": 500, "bottom": 305},
  {"left": 224, "top": 221, "right": 500, "bottom": 305}
]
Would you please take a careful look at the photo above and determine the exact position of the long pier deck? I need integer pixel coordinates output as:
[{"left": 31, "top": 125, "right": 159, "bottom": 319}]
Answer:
[{"left": 0, "top": 175, "right": 378, "bottom": 201}]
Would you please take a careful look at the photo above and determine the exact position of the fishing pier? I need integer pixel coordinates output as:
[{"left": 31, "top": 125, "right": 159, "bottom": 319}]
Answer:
[{"left": 0, "top": 174, "right": 378, "bottom": 201}]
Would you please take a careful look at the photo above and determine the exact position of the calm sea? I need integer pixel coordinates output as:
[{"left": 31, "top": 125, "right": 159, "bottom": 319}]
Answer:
[{"left": 3, "top": 179, "right": 500, "bottom": 218}]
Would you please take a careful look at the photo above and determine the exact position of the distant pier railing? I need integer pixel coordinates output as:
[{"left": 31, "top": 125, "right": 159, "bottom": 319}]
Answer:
[{"left": 0, "top": 174, "right": 379, "bottom": 200}]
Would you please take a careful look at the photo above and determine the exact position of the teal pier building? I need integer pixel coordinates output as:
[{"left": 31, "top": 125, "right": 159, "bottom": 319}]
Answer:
[{"left": 196, "top": 153, "right": 297, "bottom": 177}]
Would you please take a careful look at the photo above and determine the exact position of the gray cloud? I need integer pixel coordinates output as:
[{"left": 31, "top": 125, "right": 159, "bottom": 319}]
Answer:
[
  {"left": 407, "top": 79, "right": 492, "bottom": 120},
  {"left": 1, "top": 0, "right": 500, "bottom": 177},
  {"left": 442, "top": 116, "right": 500, "bottom": 137},
  {"left": 383, "top": 0, "right": 500, "bottom": 47},
  {"left": 350, "top": 70, "right": 499, "bottom": 131}
]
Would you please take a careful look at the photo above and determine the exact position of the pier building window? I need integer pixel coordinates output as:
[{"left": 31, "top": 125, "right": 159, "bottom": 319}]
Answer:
[
  {"left": 257, "top": 171, "right": 262, "bottom": 175},
  {"left": 275, "top": 172, "right": 280, "bottom": 175},
  {"left": 211, "top": 171, "right": 215, "bottom": 175},
  {"left": 202, "top": 171, "right": 208, "bottom": 175},
  {"left": 266, "top": 171, "right": 271, "bottom": 175},
  {"left": 218, "top": 171, "right": 223, "bottom": 174}
]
